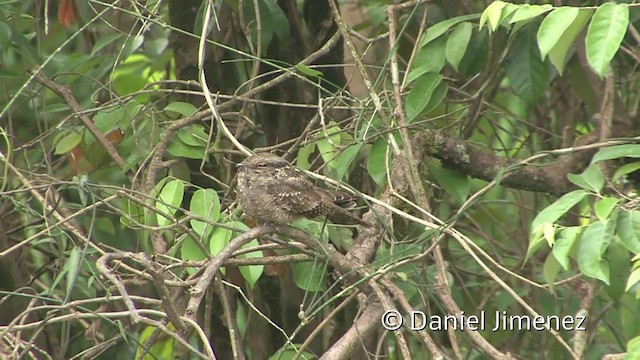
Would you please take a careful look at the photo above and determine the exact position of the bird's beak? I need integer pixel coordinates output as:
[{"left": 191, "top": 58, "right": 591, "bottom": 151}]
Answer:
[{"left": 236, "top": 163, "right": 246, "bottom": 170}]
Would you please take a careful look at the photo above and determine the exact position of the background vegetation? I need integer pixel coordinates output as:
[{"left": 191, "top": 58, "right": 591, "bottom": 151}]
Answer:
[{"left": 1, "top": 0, "right": 640, "bottom": 359}]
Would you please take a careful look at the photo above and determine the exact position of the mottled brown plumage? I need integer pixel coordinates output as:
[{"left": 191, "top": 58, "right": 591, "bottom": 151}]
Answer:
[{"left": 236, "top": 153, "right": 371, "bottom": 227}]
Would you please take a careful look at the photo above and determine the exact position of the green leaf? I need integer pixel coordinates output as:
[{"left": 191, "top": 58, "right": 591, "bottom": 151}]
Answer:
[
  {"left": 209, "top": 226, "right": 233, "bottom": 256},
  {"left": 423, "top": 81, "right": 448, "bottom": 114},
  {"left": 612, "top": 162, "right": 640, "bottom": 183},
  {"left": 405, "top": 72, "right": 443, "bottom": 121},
  {"left": 505, "top": 21, "right": 548, "bottom": 101},
  {"left": 547, "top": 9, "right": 592, "bottom": 75},
  {"left": 367, "top": 137, "right": 390, "bottom": 186},
  {"left": 605, "top": 238, "right": 628, "bottom": 300},
  {"left": 627, "top": 336, "right": 640, "bottom": 360},
  {"left": 238, "top": 239, "right": 264, "bottom": 289},
  {"left": 181, "top": 235, "right": 207, "bottom": 275},
  {"left": 552, "top": 226, "right": 580, "bottom": 270},
  {"left": 316, "top": 122, "right": 342, "bottom": 172},
  {"left": 420, "top": 14, "right": 480, "bottom": 47},
  {"left": 427, "top": 163, "right": 469, "bottom": 204},
  {"left": 538, "top": 7, "right": 579, "bottom": 60},
  {"left": 292, "top": 262, "right": 327, "bottom": 292},
  {"left": 531, "top": 190, "right": 589, "bottom": 232},
  {"left": 625, "top": 269, "right": 640, "bottom": 292},
  {"left": 618, "top": 210, "right": 640, "bottom": 253},
  {"left": 91, "top": 33, "right": 124, "bottom": 56},
  {"left": 66, "top": 247, "right": 82, "bottom": 295},
  {"left": 54, "top": 131, "right": 83, "bottom": 155},
  {"left": 176, "top": 124, "right": 208, "bottom": 147},
  {"left": 406, "top": 37, "right": 446, "bottom": 86},
  {"left": 578, "top": 220, "right": 613, "bottom": 284},
  {"left": 446, "top": 22, "right": 472, "bottom": 72},
  {"left": 543, "top": 252, "right": 562, "bottom": 291},
  {"left": 508, "top": 4, "right": 553, "bottom": 24},
  {"left": 164, "top": 102, "right": 198, "bottom": 117},
  {"left": 156, "top": 179, "right": 185, "bottom": 227},
  {"left": 332, "top": 144, "right": 362, "bottom": 180},
  {"left": 167, "top": 137, "right": 206, "bottom": 159},
  {"left": 567, "top": 165, "right": 604, "bottom": 193},
  {"left": 591, "top": 144, "right": 640, "bottom": 164},
  {"left": 295, "top": 64, "right": 323, "bottom": 78},
  {"left": 480, "top": 1, "right": 507, "bottom": 32},
  {"left": 269, "top": 345, "right": 317, "bottom": 360},
  {"left": 189, "top": 189, "right": 221, "bottom": 237},
  {"left": 296, "top": 143, "right": 314, "bottom": 170},
  {"left": 595, "top": 197, "right": 619, "bottom": 222},
  {"left": 586, "top": 2, "right": 629, "bottom": 77},
  {"left": 136, "top": 326, "right": 175, "bottom": 360}
]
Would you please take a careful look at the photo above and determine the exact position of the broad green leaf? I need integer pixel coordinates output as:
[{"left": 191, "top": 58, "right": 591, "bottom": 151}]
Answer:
[
  {"left": 156, "top": 179, "right": 184, "bottom": 227},
  {"left": 567, "top": 165, "right": 604, "bottom": 193},
  {"left": 538, "top": 7, "right": 579, "bottom": 60},
  {"left": 508, "top": 4, "right": 553, "bottom": 24},
  {"left": 553, "top": 226, "right": 580, "bottom": 270},
  {"left": 420, "top": 14, "right": 480, "bottom": 47},
  {"left": 367, "top": 137, "right": 390, "bottom": 186},
  {"left": 498, "top": 3, "right": 519, "bottom": 25},
  {"left": 543, "top": 252, "right": 562, "bottom": 291},
  {"left": 625, "top": 269, "right": 640, "bottom": 292},
  {"left": 167, "top": 138, "right": 206, "bottom": 159},
  {"left": 238, "top": 239, "right": 264, "bottom": 289},
  {"left": 189, "top": 188, "right": 221, "bottom": 237},
  {"left": 505, "top": 22, "right": 548, "bottom": 101},
  {"left": 423, "top": 82, "right": 448, "bottom": 114},
  {"left": 405, "top": 72, "right": 442, "bottom": 121},
  {"left": 269, "top": 345, "right": 317, "bottom": 360},
  {"left": 66, "top": 247, "right": 82, "bottom": 295},
  {"left": 316, "top": 122, "right": 341, "bottom": 166},
  {"left": 606, "top": 238, "right": 628, "bottom": 300},
  {"left": 164, "top": 102, "right": 198, "bottom": 118},
  {"left": 530, "top": 190, "right": 589, "bottom": 232},
  {"left": 136, "top": 326, "right": 175, "bottom": 360},
  {"left": 591, "top": 144, "right": 640, "bottom": 164},
  {"left": 548, "top": 9, "right": 592, "bottom": 75},
  {"left": 458, "top": 29, "right": 489, "bottom": 77},
  {"left": 55, "top": 131, "right": 83, "bottom": 155},
  {"left": 480, "top": 1, "right": 507, "bottom": 32},
  {"left": 446, "top": 22, "right": 472, "bottom": 72},
  {"left": 296, "top": 143, "right": 314, "bottom": 170},
  {"left": 427, "top": 163, "right": 469, "bottom": 204},
  {"left": 586, "top": 2, "right": 629, "bottom": 77},
  {"left": 90, "top": 33, "right": 124, "bottom": 56},
  {"left": 406, "top": 37, "right": 446, "bottom": 86},
  {"left": 627, "top": 336, "right": 640, "bottom": 360},
  {"left": 613, "top": 162, "right": 640, "bottom": 183},
  {"left": 209, "top": 226, "right": 233, "bottom": 256},
  {"left": 177, "top": 124, "right": 208, "bottom": 147},
  {"left": 181, "top": 235, "right": 207, "bottom": 275},
  {"left": 577, "top": 220, "right": 613, "bottom": 284},
  {"left": 332, "top": 144, "right": 362, "bottom": 180},
  {"left": 292, "top": 262, "right": 327, "bottom": 292},
  {"left": 618, "top": 210, "right": 640, "bottom": 253},
  {"left": 595, "top": 197, "right": 619, "bottom": 222}
]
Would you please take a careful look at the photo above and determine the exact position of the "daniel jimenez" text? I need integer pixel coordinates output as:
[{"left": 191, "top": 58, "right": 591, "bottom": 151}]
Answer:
[{"left": 381, "top": 310, "right": 587, "bottom": 332}]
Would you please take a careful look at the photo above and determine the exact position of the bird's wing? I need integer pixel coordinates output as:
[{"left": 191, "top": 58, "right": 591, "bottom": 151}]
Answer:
[{"left": 266, "top": 178, "right": 330, "bottom": 217}]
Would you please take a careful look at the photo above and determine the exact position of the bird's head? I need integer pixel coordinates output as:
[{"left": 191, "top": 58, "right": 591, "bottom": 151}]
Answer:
[{"left": 236, "top": 153, "right": 290, "bottom": 173}]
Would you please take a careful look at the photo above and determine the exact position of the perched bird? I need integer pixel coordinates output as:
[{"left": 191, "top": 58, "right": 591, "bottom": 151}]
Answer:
[{"left": 236, "top": 153, "right": 372, "bottom": 227}]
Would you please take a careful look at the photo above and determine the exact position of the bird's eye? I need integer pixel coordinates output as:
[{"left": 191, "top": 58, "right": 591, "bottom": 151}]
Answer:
[{"left": 257, "top": 163, "right": 268, "bottom": 168}]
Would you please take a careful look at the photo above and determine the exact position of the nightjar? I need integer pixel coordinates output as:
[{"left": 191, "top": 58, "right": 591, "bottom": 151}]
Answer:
[{"left": 236, "top": 153, "right": 372, "bottom": 227}]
